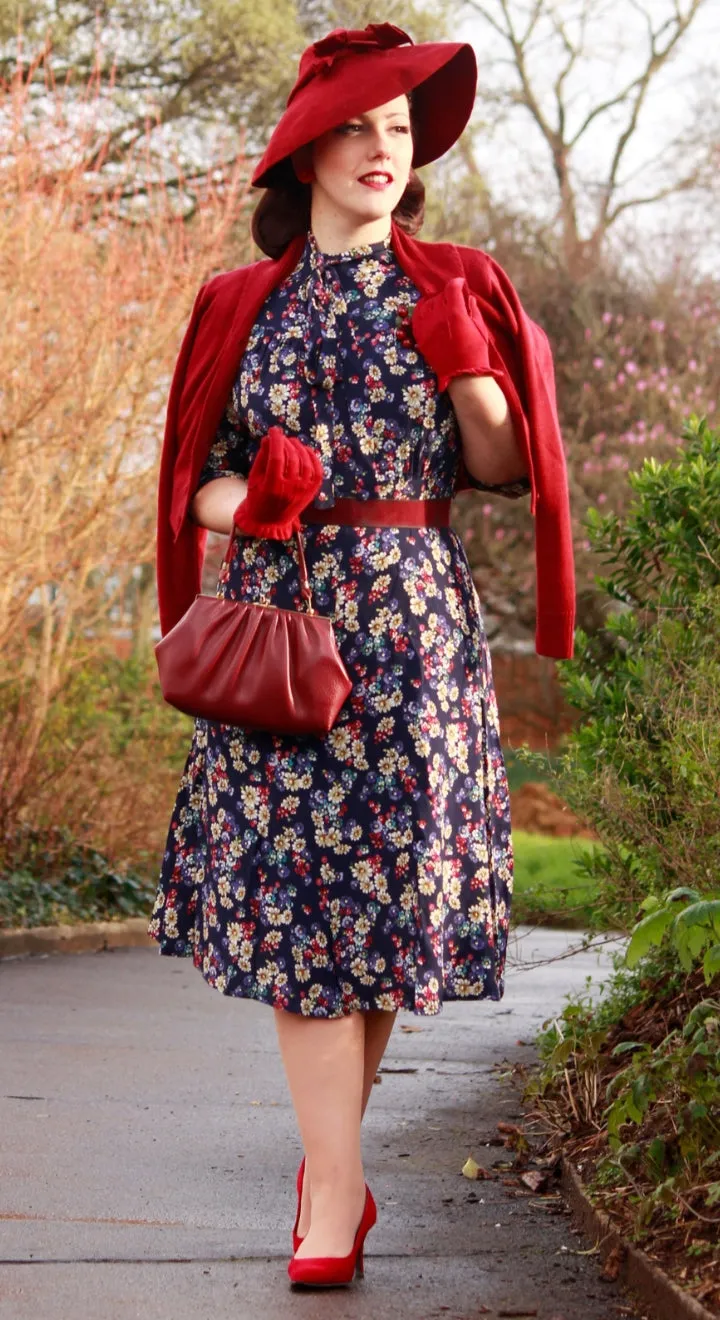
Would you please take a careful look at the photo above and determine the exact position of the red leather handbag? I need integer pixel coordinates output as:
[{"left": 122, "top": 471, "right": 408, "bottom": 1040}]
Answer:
[{"left": 155, "top": 524, "right": 352, "bottom": 736}]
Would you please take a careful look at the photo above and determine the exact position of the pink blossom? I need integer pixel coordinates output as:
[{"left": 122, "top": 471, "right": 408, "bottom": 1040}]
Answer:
[
  {"left": 463, "top": 528, "right": 475, "bottom": 543},
  {"left": 597, "top": 493, "right": 607, "bottom": 504},
  {"left": 494, "top": 528, "right": 505, "bottom": 540},
  {"left": 616, "top": 372, "right": 626, "bottom": 385},
  {"left": 584, "top": 327, "right": 592, "bottom": 341},
  {"left": 626, "top": 361, "right": 638, "bottom": 374},
  {"left": 688, "top": 358, "right": 698, "bottom": 371},
  {"left": 482, "top": 503, "right": 492, "bottom": 516},
  {"left": 636, "top": 380, "right": 647, "bottom": 391},
  {"left": 650, "top": 319, "right": 665, "bottom": 332},
  {"left": 602, "top": 311, "right": 613, "bottom": 324},
  {"left": 593, "top": 357, "right": 604, "bottom": 369}
]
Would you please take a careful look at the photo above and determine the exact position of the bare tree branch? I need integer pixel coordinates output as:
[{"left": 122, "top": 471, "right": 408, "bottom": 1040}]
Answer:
[
  {"left": 605, "top": 170, "right": 706, "bottom": 225},
  {"left": 463, "top": 0, "right": 713, "bottom": 275},
  {"left": 594, "top": 0, "right": 707, "bottom": 234}
]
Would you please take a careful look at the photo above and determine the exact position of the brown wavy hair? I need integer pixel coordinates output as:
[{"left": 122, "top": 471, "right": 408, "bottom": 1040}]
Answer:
[{"left": 250, "top": 95, "right": 424, "bottom": 259}]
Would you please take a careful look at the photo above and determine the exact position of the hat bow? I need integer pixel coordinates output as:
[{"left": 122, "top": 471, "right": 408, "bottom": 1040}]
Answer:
[{"left": 288, "top": 23, "right": 412, "bottom": 102}]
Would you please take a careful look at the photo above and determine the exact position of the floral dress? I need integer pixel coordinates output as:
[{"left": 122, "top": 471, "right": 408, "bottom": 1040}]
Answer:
[{"left": 148, "top": 232, "right": 531, "bottom": 1017}]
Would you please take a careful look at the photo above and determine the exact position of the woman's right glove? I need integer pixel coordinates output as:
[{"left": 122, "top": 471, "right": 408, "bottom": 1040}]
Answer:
[{"left": 233, "top": 426, "right": 324, "bottom": 540}]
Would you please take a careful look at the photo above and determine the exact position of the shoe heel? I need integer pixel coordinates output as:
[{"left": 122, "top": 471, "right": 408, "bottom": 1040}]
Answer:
[{"left": 355, "top": 1246, "right": 364, "bottom": 1278}]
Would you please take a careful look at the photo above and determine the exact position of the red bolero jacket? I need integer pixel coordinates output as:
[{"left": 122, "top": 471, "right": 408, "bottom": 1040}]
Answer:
[{"left": 157, "top": 220, "right": 576, "bottom": 658}]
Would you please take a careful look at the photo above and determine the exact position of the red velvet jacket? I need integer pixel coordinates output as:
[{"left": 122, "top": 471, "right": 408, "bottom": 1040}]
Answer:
[{"left": 157, "top": 220, "right": 576, "bottom": 658}]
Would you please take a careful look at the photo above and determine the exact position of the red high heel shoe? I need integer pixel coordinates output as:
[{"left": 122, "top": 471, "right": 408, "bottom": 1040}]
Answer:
[
  {"left": 288, "top": 1184, "right": 377, "bottom": 1288},
  {"left": 292, "top": 1157, "right": 306, "bottom": 1254}
]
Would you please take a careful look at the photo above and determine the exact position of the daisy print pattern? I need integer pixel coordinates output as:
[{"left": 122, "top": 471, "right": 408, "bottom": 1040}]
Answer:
[{"left": 148, "top": 232, "right": 530, "bottom": 1017}]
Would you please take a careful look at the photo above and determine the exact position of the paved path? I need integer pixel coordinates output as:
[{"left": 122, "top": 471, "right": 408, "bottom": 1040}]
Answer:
[{"left": 0, "top": 926, "right": 649, "bottom": 1320}]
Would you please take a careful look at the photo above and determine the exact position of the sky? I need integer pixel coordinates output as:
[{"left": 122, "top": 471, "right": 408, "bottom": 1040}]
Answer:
[{"left": 455, "top": 0, "right": 720, "bottom": 273}]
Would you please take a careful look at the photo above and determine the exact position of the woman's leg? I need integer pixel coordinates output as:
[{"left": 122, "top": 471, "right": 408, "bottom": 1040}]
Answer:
[
  {"left": 274, "top": 1007, "right": 367, "bottom": 1258},
  {"left": 293, "top": 1008, "right": 398, "bottom": 1241},
  {"left": 360, "top": 1008, "right": 398, "bottom": 1117}
]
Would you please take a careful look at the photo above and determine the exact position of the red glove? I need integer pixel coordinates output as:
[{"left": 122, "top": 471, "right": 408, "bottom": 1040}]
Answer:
[
  {"left": 411, "top": 278, "right": 494, "bottom": 393},
  {"left": 233, "top": 426, "right": 324, "bottom": 539}
]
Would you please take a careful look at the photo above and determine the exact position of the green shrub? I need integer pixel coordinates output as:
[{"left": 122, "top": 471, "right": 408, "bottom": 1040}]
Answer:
[
  {"left": 0, "top": 825, "right": 156, "bottom": 928},
  {"left": 0, "top": 652, "right": 189, "bottom": 920},
  {"left": 530, "top": 892, "right": 720, "bottom": 1229},
  {"left": 521, "top": 416, "right": 720, "bottom": 934}
]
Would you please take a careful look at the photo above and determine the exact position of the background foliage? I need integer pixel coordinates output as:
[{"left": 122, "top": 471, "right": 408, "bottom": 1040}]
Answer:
[
  {"left": 1, "top": 0, "right": 718, "bottom": 923},
  {"left": 529, "top": 416, "right": 720, "bottom": 932}
]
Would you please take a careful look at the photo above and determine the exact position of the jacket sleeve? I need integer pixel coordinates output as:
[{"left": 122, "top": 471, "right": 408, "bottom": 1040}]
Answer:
[
  {"left": 156, "top": 282, "right": 210, "bottom": 638},
  {"left": 459, "top": 247, "right": 576, "bottom": 660}
]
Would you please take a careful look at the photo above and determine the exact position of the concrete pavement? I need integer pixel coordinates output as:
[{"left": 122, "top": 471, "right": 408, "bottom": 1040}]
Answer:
[{"left": 0, "top": 925, "right": 649, "bottom": 1320}]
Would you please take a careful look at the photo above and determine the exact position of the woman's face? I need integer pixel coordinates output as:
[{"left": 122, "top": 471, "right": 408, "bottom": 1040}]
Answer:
[{"left": 305, "top": 95, "right": 414, "bottom": 227}]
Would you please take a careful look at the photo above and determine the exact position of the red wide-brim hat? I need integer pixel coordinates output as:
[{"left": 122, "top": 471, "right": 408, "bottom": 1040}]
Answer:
[{"left": 251, "top": 23, "right": 477, "bottom": 190}]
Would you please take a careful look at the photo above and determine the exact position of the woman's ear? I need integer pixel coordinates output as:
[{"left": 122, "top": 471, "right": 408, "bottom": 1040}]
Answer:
[{"left": 291, "top": 144, "right": 315, "bottom": 185}]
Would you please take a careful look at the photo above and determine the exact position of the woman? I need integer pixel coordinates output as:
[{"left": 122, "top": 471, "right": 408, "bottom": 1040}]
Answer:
[{"left": 149, "top": 23, "right": 575, "bottom": 1290}]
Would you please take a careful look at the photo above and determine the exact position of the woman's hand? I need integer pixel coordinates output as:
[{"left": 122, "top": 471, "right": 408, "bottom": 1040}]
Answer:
[
  {"left": 412, "top": 279, "right": 529, "bottom": 486},
  {"left": 411, "top": 278, "right": 494, "bottom": 393},
  {"left": 233, "top": 426, "right": 324, "bottom": 540}
]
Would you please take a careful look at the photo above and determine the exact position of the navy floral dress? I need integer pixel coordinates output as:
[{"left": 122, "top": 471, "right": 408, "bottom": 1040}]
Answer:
[{"left": 148, "top": 232, "right": 531, "bottom": 1017}]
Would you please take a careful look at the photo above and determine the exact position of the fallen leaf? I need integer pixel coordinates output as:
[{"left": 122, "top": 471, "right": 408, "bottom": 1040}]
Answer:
[
  {"left": 601, "top": 1243, "right": 624, "bottom": 1280},
  {"left": 519, "top": 1170, "right": 549, "bottom": 1192}
]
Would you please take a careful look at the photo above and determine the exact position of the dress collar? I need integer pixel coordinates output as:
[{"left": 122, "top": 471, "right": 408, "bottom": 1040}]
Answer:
[{"left": 307, "top": 229, "right": 393, "bottom": 269}]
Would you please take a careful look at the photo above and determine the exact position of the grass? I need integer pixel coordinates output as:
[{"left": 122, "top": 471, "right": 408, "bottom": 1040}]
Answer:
[
  {"left": 503, "top": 747, "right": 562, "bottom": 792},
  {"left": 511, "top": 829, "right": 608, "bottom": 930}
]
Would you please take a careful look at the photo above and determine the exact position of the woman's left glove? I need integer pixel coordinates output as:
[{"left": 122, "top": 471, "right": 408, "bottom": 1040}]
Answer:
[
  {"left": 233, "top": 426, "right": 324, "bottom": 540},
  {"left": 411, "top": 278, "right": 494, "bottom": 394}
]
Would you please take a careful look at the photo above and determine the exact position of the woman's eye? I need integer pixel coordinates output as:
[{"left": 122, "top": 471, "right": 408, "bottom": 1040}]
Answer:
[{"left": 336, "top": 122, "right": 409, "bottom": 136}]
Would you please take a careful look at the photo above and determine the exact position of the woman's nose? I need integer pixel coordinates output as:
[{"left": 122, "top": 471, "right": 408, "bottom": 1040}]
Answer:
[{"left": 369, "top": 134, "right": 392, "bottom": 159}]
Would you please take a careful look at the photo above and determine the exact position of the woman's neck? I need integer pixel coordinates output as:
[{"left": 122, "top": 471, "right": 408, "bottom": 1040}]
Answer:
[{"left": 309, "top": 202, "right": 391, "bottom": 254}]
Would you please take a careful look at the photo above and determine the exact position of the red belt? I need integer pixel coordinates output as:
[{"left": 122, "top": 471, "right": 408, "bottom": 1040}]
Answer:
[{"left": 300, "top": 497, "right": 451, "bottom": 528}]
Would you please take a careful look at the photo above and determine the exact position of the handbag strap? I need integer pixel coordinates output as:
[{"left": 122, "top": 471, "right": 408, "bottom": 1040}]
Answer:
[{"left": 218, "top": 523, "right": 315, "bottom": 613}]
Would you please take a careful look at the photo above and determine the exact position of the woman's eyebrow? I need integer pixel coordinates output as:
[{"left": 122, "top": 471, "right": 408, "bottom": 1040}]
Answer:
[{"left": 353, "top": 108, "right": 410, "bottom": 121}]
